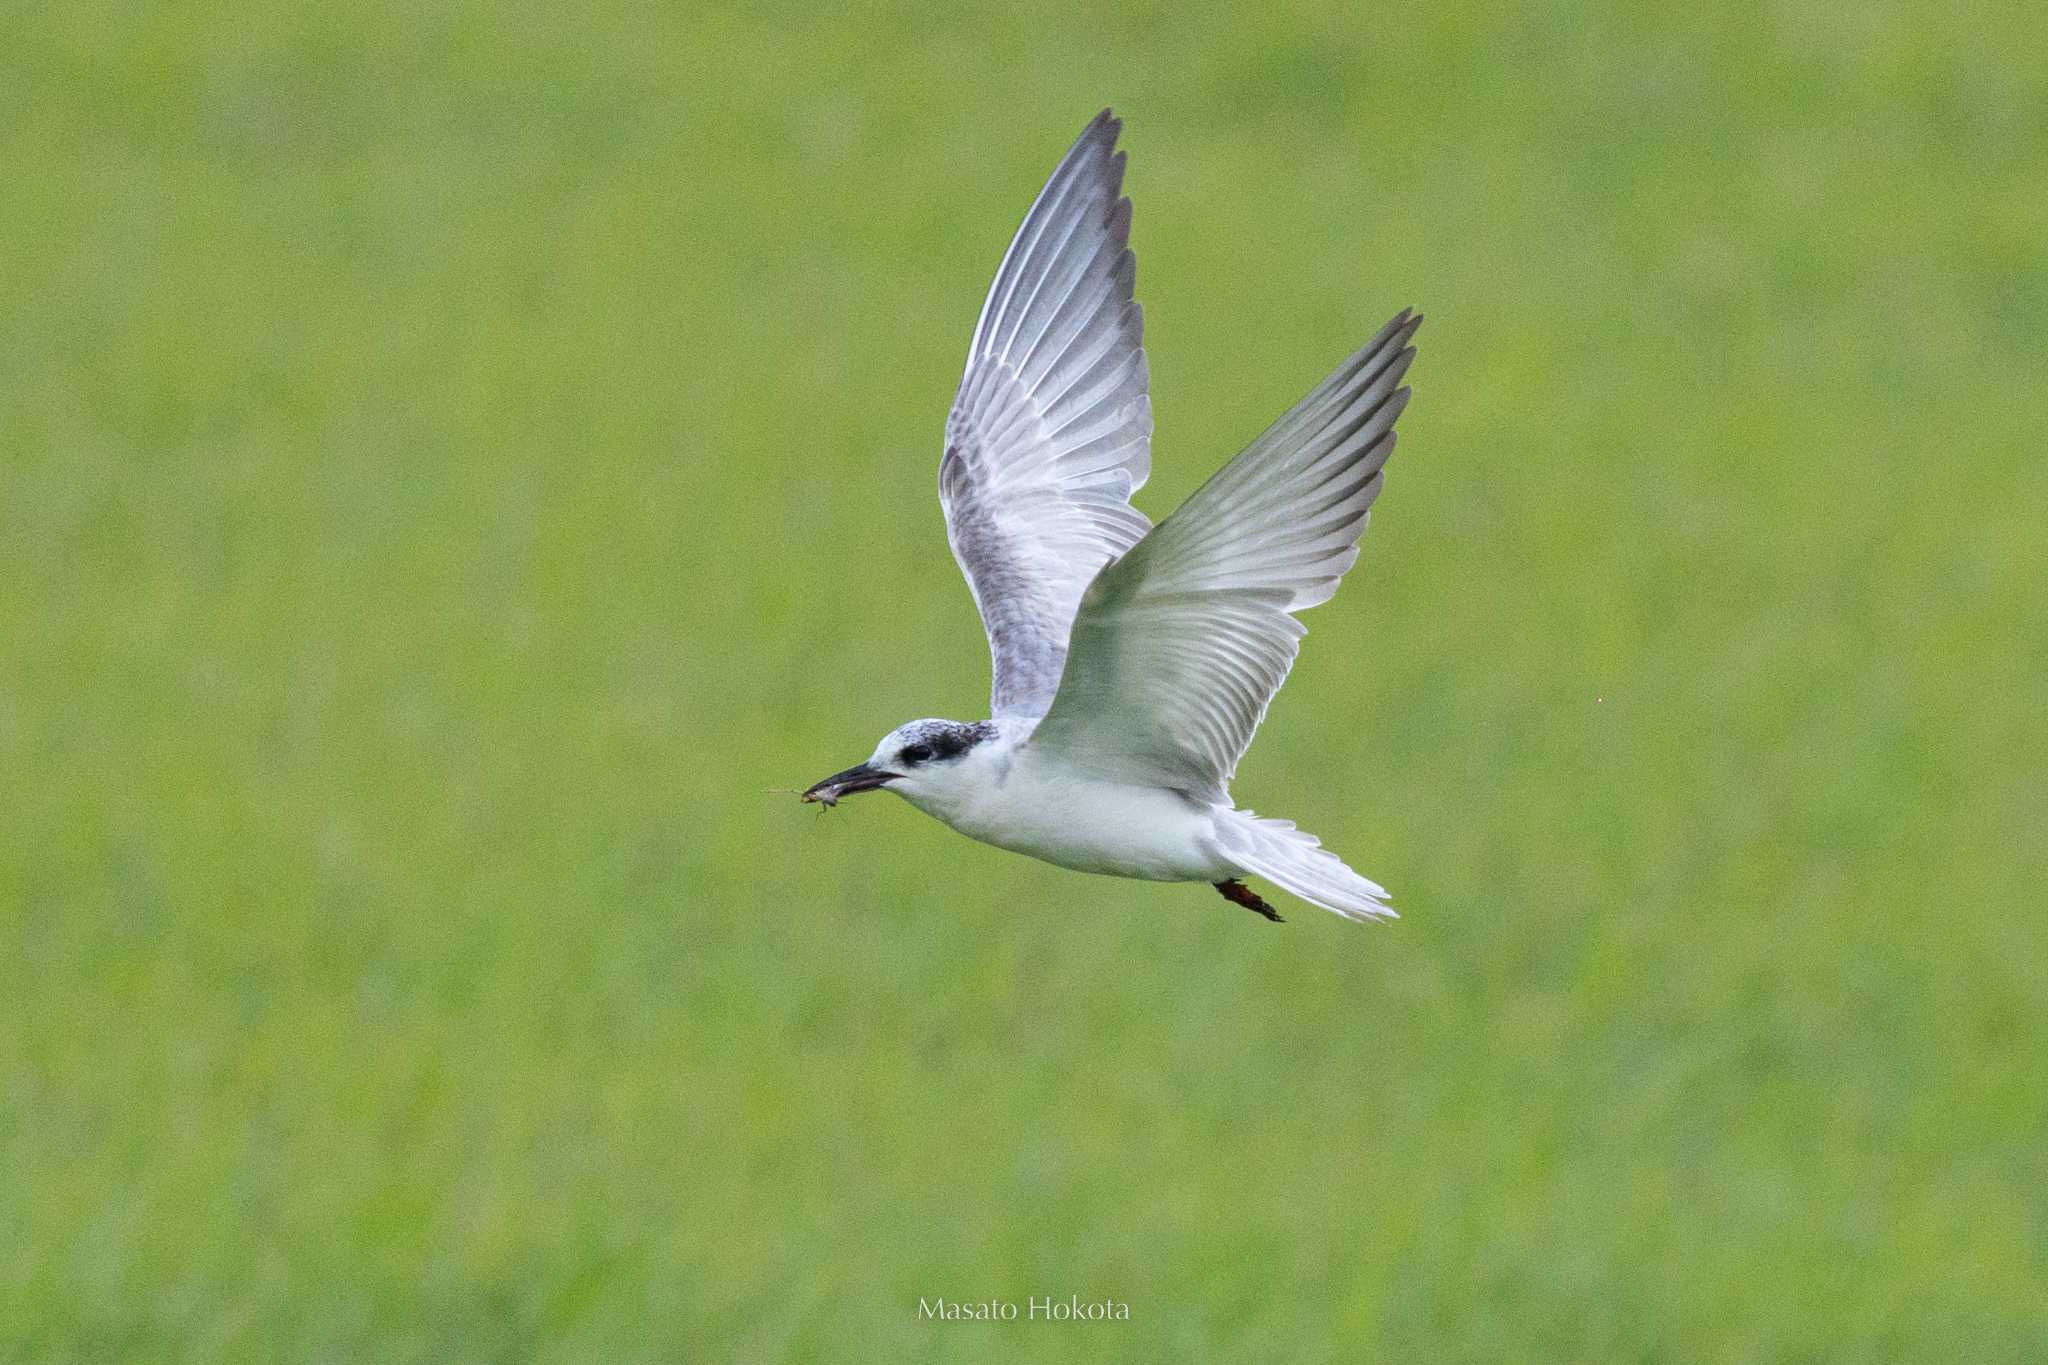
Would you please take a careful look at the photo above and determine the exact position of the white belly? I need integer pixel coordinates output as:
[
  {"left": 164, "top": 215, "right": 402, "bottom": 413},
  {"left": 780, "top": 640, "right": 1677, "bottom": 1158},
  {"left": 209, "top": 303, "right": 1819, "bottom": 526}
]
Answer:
[{"left": 901, "top": 745, "right": 1233, "bottom": 883}]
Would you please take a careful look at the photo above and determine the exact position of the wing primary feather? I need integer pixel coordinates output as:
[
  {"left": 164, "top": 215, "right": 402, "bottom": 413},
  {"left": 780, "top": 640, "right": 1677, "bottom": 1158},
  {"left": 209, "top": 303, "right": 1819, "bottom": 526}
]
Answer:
[
  {"left": 1030, "top": 311, "right": 1421, "bottom": 798},
  {"left": 940, "top": 111, "right": 1154, "bottom": 718}
]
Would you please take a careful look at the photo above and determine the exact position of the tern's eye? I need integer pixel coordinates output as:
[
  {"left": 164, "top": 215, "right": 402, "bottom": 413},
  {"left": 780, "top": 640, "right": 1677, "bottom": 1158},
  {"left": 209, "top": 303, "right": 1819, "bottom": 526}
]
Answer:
[{"left": 899, "top": 743, "right": 934, "bottom": 765}]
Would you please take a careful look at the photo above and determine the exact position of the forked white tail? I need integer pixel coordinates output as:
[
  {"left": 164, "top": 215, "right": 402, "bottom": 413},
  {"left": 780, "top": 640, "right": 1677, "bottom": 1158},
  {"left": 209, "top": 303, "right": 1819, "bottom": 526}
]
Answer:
[{"left": 1212, "top": 809, "right": 1396, "bottom": 923}]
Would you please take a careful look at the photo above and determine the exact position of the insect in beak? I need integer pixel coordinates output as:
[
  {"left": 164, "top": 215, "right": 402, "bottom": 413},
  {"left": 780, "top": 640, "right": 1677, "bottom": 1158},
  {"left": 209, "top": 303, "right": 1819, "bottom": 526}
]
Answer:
[{"left": 799, "top": 763, "right": 896, "bottom": 806}]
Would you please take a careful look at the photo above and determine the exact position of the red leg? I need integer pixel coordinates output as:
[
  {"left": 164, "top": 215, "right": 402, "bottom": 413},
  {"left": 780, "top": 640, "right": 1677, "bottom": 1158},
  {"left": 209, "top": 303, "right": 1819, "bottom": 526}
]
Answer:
[{"left": 1214, "top": 879, "right": 1283, "bottom": 923}]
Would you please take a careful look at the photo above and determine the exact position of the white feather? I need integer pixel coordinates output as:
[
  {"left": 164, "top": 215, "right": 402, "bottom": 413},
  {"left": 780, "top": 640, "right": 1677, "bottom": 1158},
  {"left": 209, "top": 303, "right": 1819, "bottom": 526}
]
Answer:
[
  {"left": 1028, "top": 310, "right": 1421, "bottom": 804},
  {"left": 941, "top": 110, "right": 1153, "bottom": 719}
]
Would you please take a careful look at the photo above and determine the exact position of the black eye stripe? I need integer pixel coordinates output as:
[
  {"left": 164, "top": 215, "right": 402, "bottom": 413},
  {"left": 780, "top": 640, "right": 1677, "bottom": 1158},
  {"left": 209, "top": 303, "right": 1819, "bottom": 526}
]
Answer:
[{"left": 896, "top": 720, "right": 997, "bottom": 767}]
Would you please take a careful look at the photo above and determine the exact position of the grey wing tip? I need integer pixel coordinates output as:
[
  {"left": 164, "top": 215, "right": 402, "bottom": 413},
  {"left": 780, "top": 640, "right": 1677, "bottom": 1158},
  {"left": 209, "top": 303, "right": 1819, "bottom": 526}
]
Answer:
[
  {"left": 1105, "top": 191, "right": 1133, "bottom": 241},
  {"left": 1081, "top": 108, "right": 1123, "bottom": 152},
  {"left": 1348, "top": 308, "right": 1422, "bottom": 368},
  {"left": 1384, "top": 311, "right": 1423, "bottom": 368}
]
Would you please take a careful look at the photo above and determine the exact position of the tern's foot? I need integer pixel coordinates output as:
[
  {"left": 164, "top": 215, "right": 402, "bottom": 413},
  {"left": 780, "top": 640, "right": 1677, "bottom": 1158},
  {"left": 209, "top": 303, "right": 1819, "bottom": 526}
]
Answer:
[{"left": 1215, "top": 879, "right": 1283, "bottom": 923}]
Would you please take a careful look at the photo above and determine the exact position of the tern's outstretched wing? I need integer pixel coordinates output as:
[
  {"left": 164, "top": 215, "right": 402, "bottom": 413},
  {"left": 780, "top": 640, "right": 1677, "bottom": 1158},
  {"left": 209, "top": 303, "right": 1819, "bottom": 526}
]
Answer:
[
  {"left": 1029, "top": 310, "right": 1421, "bottom": 805},
  {"left": 941, "top": 109, "right": 1153, "bottom": 719}
]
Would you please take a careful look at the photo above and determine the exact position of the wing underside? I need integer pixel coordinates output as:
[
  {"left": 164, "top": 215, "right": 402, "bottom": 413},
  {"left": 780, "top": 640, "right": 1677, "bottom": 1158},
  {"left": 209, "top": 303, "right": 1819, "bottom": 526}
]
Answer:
[{"left": 940, "top": 110, "right": 1154, "bottom": 718}]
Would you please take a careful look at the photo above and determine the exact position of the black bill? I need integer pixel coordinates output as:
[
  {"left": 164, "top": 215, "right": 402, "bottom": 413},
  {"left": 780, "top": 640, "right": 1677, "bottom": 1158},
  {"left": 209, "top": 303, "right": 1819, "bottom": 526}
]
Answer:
[{"left": 800, "top": 762, "right": 897, "bottom": 806}]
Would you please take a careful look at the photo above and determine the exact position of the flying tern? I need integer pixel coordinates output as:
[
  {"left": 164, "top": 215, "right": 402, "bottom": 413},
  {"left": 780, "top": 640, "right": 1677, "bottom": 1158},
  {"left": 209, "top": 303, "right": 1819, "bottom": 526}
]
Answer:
[{"left": 802, "top": 109, "right": 1420, "bottom": 924}]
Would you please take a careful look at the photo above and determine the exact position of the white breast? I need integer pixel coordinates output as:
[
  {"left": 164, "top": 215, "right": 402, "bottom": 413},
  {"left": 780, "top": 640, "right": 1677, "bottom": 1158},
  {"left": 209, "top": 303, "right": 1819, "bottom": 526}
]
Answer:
[{"left": 899, "top": 738, "right": 1234, "bottom": 883}]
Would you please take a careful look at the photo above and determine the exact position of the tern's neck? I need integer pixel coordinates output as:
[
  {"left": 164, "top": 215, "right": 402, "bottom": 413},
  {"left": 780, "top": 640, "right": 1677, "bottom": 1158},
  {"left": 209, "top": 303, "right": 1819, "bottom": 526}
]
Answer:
[{"left": 892, "top": 716, "right": 1033, "bottom": 826}]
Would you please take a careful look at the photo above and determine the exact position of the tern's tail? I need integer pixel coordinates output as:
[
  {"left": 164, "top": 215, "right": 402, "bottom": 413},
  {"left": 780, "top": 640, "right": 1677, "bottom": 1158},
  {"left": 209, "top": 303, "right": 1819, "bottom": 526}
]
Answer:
[{"left": 1211, "top": 809, "right": 1396, "bottom": 924}]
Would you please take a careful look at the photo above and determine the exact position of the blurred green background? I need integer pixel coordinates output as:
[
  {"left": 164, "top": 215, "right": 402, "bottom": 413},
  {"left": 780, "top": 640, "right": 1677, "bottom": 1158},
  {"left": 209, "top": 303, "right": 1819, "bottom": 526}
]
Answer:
[{"left": 4, "top": 0, "right": 2044, "bottom": 1358}]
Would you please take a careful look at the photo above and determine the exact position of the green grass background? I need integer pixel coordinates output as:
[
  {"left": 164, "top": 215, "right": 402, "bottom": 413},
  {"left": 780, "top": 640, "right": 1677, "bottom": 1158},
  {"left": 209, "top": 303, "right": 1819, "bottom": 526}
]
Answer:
[{"left": 4, "top": 0, "right": 2044, "bottom": 1358}]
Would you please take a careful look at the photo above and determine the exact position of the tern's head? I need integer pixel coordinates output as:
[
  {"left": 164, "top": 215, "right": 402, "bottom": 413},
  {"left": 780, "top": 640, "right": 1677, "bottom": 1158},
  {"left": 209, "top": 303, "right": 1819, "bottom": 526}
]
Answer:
[{"left": 801, "top": 718, "right": 999, "bottom": 808}]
